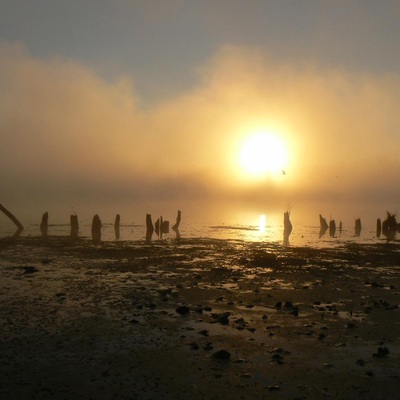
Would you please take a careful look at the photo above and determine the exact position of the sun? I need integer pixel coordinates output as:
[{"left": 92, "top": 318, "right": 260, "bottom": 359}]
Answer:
[{"left": 239, "top": 131, "right": 287, "bottom": 176}]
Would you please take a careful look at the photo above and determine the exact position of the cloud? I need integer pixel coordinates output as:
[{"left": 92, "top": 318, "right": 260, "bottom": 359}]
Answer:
[{"left": 1, "top": 41, "right": 400, "bottom": 223}]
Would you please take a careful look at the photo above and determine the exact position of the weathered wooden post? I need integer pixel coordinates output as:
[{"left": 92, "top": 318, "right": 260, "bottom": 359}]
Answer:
[
  {"left": 339, "top": 221, "right": 343, "bottom": 235},
  {"left": 319, "top": 214, "right": 328, "bottom": 238},
  {"left": 377, "top": 218, "right": 381, "bottom": 238},
  {"left": 0, "top": 203, "right": 24, "bottom": 238},
  {"left": 40, "top": 212, "right": 49, "bottom": 238},
  {"left": 145, "top": 214, "right": 154, "bottom": 242},
  {"left": 355, "top": 218, "right": 362, "bottom": 237},
  {"left": 91, "top": 214, "right": 102, "bottom": 243},
  {"left": 70, "top": 214, "right": 79, "bottom": 239},
  {"left": 114, "top": 214, "right": 120, "bottom": 240},
  {"left": 172, "top": 210, "right": 181, "bottom": 240},
  {"left": 283, "top": 211, "right": 292, "bottom": 245},
  {"left": 329, "top": 220, "right": 336, "bottom": 238}
]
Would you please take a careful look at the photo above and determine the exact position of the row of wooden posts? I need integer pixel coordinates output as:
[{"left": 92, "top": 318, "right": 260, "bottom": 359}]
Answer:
[
  {"left": 0, "top": 203, "right": 181, "bottom": 242},
  {"left": 318, "top": 213, "right": 400, "bottom": 240},
  {"left": 40, "top": 210, "right": 182, "bottom": 243}
]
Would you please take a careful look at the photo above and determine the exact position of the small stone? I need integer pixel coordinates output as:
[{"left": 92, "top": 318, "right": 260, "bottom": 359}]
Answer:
[
  {"left": 176, "top": 305, "right": 190, "bottom": 315},
  {"left": 212, "top": 350, "right": 231, "bottom": 360}
]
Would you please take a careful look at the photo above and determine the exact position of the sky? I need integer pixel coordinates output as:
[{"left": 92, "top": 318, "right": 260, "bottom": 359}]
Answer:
[{"left": 1, "top": 0, "right": 400, "bottom": 228}]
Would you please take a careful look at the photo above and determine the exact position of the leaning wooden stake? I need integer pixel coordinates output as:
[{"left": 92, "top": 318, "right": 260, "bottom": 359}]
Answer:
[
  {"left": 40, "top": 212, "right": 49, "bottom": 238},
  {"left": 92, "top": 214, "right": 102, "bottom": 243},
  {"left": 0, "top": 203, "right": 24, "bottom": 238},
  {"left": 114, "top": 214, "right": 120, "bottom": 240}
]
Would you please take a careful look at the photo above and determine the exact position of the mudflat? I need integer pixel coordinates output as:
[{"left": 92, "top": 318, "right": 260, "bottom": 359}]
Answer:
[{"left": 0, "top": 237, "right": 399, "bottom": 399}]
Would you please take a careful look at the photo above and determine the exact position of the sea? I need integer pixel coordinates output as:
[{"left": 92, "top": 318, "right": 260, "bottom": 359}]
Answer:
[{"left": 0, "top": 217, "right": 384, "bottom": 248}]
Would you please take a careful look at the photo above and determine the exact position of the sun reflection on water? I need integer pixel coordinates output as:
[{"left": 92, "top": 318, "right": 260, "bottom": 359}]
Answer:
[{"left": 259, "top": 214, "right": 266, "bottom": 233}]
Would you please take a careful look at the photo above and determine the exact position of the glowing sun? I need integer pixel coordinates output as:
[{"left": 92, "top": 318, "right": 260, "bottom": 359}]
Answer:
[{"left": 239, "top": 132, "right": 287, "bottom": 176}]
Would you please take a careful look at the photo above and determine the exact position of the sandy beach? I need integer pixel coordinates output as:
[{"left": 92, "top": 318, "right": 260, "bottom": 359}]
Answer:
[{"left": 0, "top": 236, "right": 399, "bottom": 399}]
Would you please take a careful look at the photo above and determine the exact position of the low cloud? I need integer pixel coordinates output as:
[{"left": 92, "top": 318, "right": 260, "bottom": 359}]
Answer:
[{"left": 1, "top": 41, "right": 399, "bottom": 224}]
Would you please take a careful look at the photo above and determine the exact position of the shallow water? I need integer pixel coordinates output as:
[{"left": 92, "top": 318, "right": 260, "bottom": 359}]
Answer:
[{"left": 0, "top": 219, "right": 390, "bottom": 248}]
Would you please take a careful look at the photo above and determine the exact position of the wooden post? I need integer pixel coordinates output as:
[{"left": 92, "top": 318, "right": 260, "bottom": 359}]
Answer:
[
  {"left": 0, "top": 203, "right": 24, "bottom": 238},
  {"left": 283, "top": 211, "right": 292, "bottom": 245},
  {"left": 355, "top": 218, "right": 362, "bottom": 237},
  {"left": 145, "top": 214, "right": 154, "bottom": 242},
  {"left": 329, "top": 220, "right": 336, "bottom": 238},
  {"left": 319, "top": 214, "right": 328, "bottom": 238},
  {"left": 339, "top": 221, "right": 343, "bottom": 235},
  {"left": 114, "top": 214, "right": 120, "bottom": 240},
  {"left": 70, "top": 215, "right": 79, "bottom": 239},
  {"left": 172, "top": 210, "right": 181, "bottom": 240},
  {"left": 376, "top": 218, "right": 381, "bottom": 238},
  {"left": 91, "top": 214, "right": 102, "bottom": 243},
  {"left": 40, "top": 212, "right": 49, "bottom": 238}
]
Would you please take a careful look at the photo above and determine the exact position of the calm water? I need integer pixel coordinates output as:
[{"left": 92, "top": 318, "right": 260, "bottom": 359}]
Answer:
[{"left": 0, "top": 218, "right": 383, "bottom": 248}]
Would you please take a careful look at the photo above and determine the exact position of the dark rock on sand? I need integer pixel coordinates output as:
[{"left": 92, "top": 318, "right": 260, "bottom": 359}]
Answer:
[
  {"left": 175, "top": 305, "right": 190, "bottom": 315},
  {"left": 212, "top": 349, "right": 231, "bottom": 360}
]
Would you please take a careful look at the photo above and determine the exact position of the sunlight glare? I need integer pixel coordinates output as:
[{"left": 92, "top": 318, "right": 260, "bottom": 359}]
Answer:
[
  {"left": 259, "top": 214, "right": 266, "bottom": 232},
  {"left": 240, "top": 132, "right": 287, "bottom": 176}
]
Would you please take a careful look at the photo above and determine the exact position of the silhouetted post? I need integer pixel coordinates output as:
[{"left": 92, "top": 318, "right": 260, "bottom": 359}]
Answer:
[
  {"left": 339, "top": 221, "right": 343, "bottom": 235},
  {"left": 283, "top": 211, "right": 292, "bottom": 245},
  {"left": 70, "top": 215, "right": 79, "bottom": 239},
  {"left": 155, "top": 217, "right": 164, "bottom": 239},
  {"left": 162, "top": 220, "right": 169, "bottom": 235},
  {"left": 114, "top": 214, "right": 120, "bottom": 240},
  {"left": 382, "top": 212, "right": 398, "bottom": 240},
  {"left": 376, "top": 218, "right": 381, "bottom": 238},
  {"left": 91, "top": 214, "right": 102, "bottom": 244},
  {"left": 329, "top": 220, "right": 336, "bottom": 238},
  {"left": 172, "top": 210, "right": 181, "bottom": 240},
  {"left": 146, "top": 214, "right": 154, "bottom": 242},
  {"left": 319, "top": 214, "right": 328, "bottom": 238},
  {"left": 355, "top": 218, "right": 362, "bottom": 237},
  {"left": 40, "top": 212, "right": 49, "bottom": 238},
  {"left": 0, "top": 203, "right": 24, "bottom": 238}
]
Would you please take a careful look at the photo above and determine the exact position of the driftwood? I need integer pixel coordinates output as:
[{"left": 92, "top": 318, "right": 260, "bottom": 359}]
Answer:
[
  {"left": 354, "top": 218, "right": 362, "bottom": 237},
  {"left": 172, "top": 210, "right": 181, "bottom": 240},
  {"left": 283, "top": 211, "right": 292, "bottom": 245},
  {"left": 329, "top": 220, "right": 336, "bottom": 238},
  {"left": 70, "top": 215, "right": 79, "bottom": 239},
  {"left": 114, "top": 214, "right": 120, "bottom": 240},
  {"left": 145, "top": 214, "right": 154, "bottom": 242},
  {"left": 319, "top": 214, "right": 328, "bottom": 238},
  {"left": 0, "top": 203, "right": 24, "bottom": 237},
  {"left": 40, "top": 212, "right": 49, "bottom": 238},
  {"left": 91, "top": 214, "right": 102, "bottom": 243}
]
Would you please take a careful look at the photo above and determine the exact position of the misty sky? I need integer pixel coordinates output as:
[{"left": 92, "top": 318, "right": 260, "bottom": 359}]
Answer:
[{"left": 1, "top": 1, "right": 400, "bottom": 227}]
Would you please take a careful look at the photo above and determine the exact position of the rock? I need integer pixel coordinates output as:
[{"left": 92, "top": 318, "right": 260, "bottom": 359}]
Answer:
[
  {"left": 176, "top": 305, "right": 190, "bottom": 315},
  {"left": 198, "top": 329, "right": 209, "bottom": 336},
  {"left": 211, "top": 312, "right": 230, "bottom": 325},
  {"left": 212, "top": 350, "right": 231, "bottom": 360},
  {"left": 373, "top": 347, "right": 389, "bottom": 358}
]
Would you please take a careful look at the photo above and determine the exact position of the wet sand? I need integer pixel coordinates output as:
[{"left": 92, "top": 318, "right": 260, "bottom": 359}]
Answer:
[{"left": 0, "top": 236, "right": 399, "bottom": 399}]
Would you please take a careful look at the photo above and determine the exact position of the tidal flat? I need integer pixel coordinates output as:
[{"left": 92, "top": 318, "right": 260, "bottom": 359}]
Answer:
[{"left": 0, "top": 236, "right": 399, "bottom": 399}]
